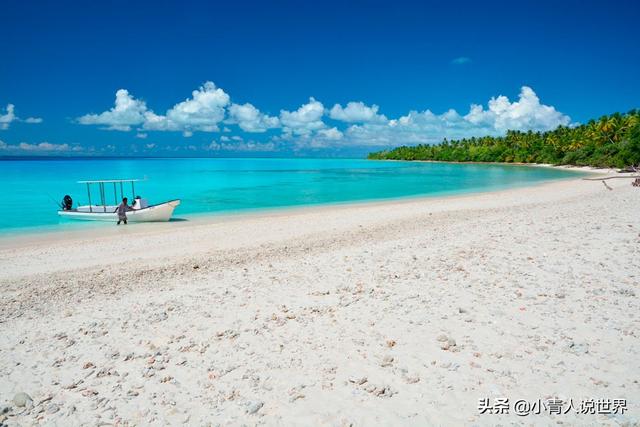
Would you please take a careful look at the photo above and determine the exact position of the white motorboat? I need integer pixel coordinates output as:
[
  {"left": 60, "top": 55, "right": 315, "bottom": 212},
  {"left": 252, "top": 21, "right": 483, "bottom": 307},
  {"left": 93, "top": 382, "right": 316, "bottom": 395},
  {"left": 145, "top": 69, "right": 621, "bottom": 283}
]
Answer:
[{"left": 58, "top": 179, "right": 180, "bottom": 222}]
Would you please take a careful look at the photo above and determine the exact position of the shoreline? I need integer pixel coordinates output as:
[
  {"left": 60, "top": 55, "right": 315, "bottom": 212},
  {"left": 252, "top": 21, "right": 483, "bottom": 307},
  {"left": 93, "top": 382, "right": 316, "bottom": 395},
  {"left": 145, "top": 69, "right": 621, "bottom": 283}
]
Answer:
[
  {"left": 367, "top": 158, "right": 619, "bottom": 171},
  {"left": 0, "top": 173, "right": 616, "bottom": 284},
  {"left": 0, "top": 164, "right": 606, "bottom": 248}
]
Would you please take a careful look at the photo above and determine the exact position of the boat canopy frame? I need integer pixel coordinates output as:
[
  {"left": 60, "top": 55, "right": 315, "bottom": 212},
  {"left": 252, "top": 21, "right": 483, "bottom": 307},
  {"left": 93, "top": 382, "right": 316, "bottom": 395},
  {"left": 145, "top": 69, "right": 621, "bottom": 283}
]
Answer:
[{"left": 77, "top": 179, "right": 142, "bottom": 213}]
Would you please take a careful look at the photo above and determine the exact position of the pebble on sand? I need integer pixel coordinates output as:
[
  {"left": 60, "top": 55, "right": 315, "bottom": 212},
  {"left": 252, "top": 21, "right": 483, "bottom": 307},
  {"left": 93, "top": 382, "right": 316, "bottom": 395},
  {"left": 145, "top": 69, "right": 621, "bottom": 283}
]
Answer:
[
  {"left": 348, "top": 376, "right": 368, "bottom": 385},
  {"left": 12, "top": 392, "right": 33, "bottom": 408},
  {"left": 440, "top": 338, "right": 457, "bottom": 351},
  {"left": 246, "top": 400, "right": 264, "bottom": 414},
  {"left": 381, "top": 355, "right": 395, "bottom": 367},
  {"left": 46, "top": 403, "right": 61, "bottom": 414}
]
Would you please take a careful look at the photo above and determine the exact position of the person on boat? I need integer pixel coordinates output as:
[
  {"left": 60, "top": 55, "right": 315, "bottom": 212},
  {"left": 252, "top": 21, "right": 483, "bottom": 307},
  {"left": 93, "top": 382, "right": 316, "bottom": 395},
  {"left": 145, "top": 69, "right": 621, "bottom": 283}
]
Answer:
[{"left": 115, "top": 197, "right": 134, "bottom": 225}]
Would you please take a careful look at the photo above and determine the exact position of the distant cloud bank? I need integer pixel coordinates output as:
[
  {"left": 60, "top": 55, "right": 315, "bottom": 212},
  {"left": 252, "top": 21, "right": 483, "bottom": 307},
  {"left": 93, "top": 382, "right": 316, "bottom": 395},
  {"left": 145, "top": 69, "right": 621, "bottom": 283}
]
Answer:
[
  {"left": 73, "top": 82, "right": 570, "bottom": 152},
  {"left": 0, "top": 140, "right": 82, "bottom": 153},
  {"left": 1, "top": 82, "right": 572, "bottom": 154}
]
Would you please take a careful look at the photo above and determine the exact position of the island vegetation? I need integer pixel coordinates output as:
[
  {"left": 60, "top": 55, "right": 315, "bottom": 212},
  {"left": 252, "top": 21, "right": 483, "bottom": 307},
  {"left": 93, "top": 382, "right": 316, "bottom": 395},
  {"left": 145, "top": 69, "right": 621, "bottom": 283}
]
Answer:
[{"left": 368, "top": 111, "right": 640, "bottom": 168}]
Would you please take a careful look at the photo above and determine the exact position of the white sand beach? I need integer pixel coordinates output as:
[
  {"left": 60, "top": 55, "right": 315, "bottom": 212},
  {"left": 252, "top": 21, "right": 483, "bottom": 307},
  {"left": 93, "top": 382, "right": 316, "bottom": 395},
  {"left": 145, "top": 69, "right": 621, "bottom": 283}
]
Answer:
[{"left": 0, "top": 175, "right": 639, "bottom": 426}]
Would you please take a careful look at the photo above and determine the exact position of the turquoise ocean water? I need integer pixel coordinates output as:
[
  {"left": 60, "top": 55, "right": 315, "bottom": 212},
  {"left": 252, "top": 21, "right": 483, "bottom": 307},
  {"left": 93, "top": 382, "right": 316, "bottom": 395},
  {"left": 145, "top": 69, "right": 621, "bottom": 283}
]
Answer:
[{"left": 0, "top": 158, "right": 583, "bottom": 235}]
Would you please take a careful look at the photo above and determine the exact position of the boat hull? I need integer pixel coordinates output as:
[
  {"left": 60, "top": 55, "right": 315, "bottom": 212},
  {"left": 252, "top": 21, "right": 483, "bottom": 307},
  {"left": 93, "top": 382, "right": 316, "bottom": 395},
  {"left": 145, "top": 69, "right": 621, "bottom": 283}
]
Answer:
[{"left": 58, "top": 200, "right": 180, "bottom": 222}]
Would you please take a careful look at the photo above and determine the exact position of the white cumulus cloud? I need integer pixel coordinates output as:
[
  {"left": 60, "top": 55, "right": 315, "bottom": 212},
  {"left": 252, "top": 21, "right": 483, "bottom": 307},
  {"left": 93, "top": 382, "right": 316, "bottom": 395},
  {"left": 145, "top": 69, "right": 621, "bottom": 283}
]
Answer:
[
  {"left": 279, "top": 97, "right": 326, "bottom": 135},
  {"left": 78, "top": 89, "right": 148, "bottom": 131},
  {"left": 228, "top": 102, "right": 279, "bottom": 133},
  {"left": 76, "top": 84, "right": 570, "bottom": 150},
  {"left": 79, "top": 82, "right": 230, "bottom": 134},
  {"left": 317, "top": 127, "right": 343, "bottom": 140},
  {"left": 329, "top": 101, "right": 386, "bottom": 123},
  {"left": 0, "top": 104, "right": 43, "bottom": 129},
  {"left": 306, "top": 86, "right": 572, "bottom": 148},
  {"left": 144, "top": 81, "right": 230, "bottom": 133},
  {"left": 464, "top": 86, "right": 570, "bottom": 132},
  {"left": 0, "top": 104, "right": 15, "bottom": 130}
]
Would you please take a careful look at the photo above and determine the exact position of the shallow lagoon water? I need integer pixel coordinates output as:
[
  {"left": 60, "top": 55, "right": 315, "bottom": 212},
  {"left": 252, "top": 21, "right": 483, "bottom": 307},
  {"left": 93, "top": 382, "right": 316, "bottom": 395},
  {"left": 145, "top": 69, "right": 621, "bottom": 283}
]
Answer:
[{"left": 0, "top": 157, "right": 584, "bottom": 234}]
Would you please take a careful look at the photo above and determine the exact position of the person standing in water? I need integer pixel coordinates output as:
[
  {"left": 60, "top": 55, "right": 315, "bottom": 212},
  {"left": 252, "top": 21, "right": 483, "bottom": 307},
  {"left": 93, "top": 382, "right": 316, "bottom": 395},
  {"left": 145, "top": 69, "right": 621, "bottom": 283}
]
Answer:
[{"left": 115, "top": 197, "right": 134, "bottom": 225}]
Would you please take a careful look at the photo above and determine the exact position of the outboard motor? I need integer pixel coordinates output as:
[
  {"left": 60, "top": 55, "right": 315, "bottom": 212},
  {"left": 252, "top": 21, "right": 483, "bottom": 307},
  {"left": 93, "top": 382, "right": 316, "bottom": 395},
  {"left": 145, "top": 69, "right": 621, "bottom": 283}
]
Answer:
[{"left": 62, "top": 195, "right": 73, "bottom": 210}]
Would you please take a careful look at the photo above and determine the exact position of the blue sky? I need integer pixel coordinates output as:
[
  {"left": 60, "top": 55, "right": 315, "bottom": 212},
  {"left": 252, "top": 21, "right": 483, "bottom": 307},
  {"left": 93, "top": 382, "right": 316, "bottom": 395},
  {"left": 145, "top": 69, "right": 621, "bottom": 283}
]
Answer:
[{"left": 1, "top": 0, "right": 639, "bottom": 157}]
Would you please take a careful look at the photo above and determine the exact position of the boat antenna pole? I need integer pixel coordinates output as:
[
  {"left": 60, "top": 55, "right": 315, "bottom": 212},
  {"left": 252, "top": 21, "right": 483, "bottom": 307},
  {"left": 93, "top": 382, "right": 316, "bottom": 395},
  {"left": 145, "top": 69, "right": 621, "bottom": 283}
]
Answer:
[
  {"left": 100, "top": 182, "right": 106, "bottom": 213},
  {"left": 87, "top": 183, "right": 93, "bottom": 212},
  {"left": 47, "top": 193, "right": 63, "bottom": 209}
]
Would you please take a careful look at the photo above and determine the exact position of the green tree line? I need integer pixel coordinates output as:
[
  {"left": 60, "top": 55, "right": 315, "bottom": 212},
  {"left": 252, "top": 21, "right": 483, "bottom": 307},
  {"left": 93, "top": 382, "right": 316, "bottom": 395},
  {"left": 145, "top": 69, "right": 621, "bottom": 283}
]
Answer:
[{"left": 368, "top": 110, "right": 640, "bottom": 168}]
